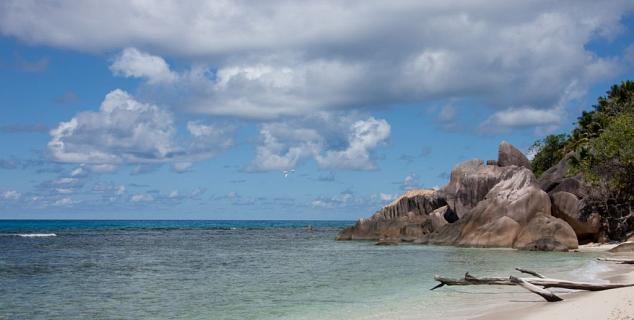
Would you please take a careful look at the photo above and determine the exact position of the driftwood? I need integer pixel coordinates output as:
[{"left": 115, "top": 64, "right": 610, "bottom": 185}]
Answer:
[
  {"left": 432, "top": 268, "right": 634, "bottom": 302},
  {"left": 597, "top": 257, "right": 634, "bottom": 264},
  {"left": 515, "top": 267, "right": 545, "bottom": 278},
  {"left": 509, "top": 276, "right": 562, "bottom": 302}
]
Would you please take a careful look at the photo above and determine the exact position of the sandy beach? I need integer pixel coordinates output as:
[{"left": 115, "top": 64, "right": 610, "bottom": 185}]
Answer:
[{"left": 474, "top": 246, "right": 634, "bottom": 320}]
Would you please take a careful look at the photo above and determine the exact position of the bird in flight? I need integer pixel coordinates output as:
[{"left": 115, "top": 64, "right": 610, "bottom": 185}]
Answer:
[{"left": 283, "top": 169, "right": 295, "bottom": 178}]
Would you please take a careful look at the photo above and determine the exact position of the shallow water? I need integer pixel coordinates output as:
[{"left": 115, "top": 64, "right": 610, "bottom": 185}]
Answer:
[{"left": 0, "top": 220, "right": 600, "bottom": 319}]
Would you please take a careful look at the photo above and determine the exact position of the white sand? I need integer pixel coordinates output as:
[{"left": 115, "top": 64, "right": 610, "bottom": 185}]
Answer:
[
  {"left": 513, "top": 285, "right": 634, "bottom": 320},
  {"left": 475, "top": 250, "right": 634, "bottom": 320}
]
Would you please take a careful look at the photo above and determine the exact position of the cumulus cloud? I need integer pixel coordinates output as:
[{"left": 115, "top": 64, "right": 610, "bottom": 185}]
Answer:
[
  {"left": 48, "top": 89, "right": 175, "bottom": 164},
  {"left": 2, "top": 1, "right": 630, "bottom": 121},
  {"left": 251, "top": 122, "right": 322, "bottom": 171},
  {"left": 315, "top": 117, "right": 390, "bottom": 170},
  {"left": 250, "top": 114, "right": 390, "bottom": 171},
  {"left": 110, "top": 47, "right": 178, "bottom": 84},
  {"left": 186, "top": 121, "right": 234, "bottom": 157},
  {"left": 48, "top": 89, "right": 233, "bottom": 168}
]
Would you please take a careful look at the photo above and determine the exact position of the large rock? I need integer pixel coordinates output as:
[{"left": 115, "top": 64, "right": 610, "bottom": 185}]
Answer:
[
  {"left": 429, "top": 206, "right": 450, "bottom": 231},
  {"left": 513, "top": 213, "right": 579, "bottom": 251},
  {"left": 425, "top": 166, "right": 578, "bottom": 250},
  {"left": 538, "top": 153, "right": 602, "bottom": 242},
  {"left": 498, "top": 141, "right": 531, "bottom": 169},
  {"left": 440, "top": 159, "right": 515, "bottom": 218},
  {"left": 336, "top": 189, "right": 446, "bottom": 241},
  {"left": 538, "top": 152, "right": 588, "bottom": 198},
  {"left": 550, "top": 191, "right": 601, "bottom": 242}
]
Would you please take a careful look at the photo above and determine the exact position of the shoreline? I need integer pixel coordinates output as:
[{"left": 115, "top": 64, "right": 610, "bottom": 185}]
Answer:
[{"left": 470, "top": 246, "right": 634, "bottom": 320}]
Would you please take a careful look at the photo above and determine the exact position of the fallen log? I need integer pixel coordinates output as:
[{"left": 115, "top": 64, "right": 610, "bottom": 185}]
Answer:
[
  {"left": 597, "top": 257, "right": 634, "bottom": 264},
  {"left": 509, "top": 276, "right": 562, "bottom": 302},
  {"left": 433, "top": 274, "right": 634, "bottom": 291},
  {"left": 431, "top": 270, "right": 634, "bottom": 302}
]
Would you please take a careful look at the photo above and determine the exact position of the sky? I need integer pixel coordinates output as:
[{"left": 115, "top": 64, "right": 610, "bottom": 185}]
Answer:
[{"left": 1, "top": 1, "right": 634, "bottom": 220}]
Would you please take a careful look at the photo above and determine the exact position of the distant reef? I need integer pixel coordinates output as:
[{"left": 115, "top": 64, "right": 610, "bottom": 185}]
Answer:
[{"left": 337, "top": 141, "right": 579, "bottom": 251}]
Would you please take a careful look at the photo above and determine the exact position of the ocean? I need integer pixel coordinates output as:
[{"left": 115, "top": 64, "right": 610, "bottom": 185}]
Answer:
[{"left": 0, "top": 220, "right": 605, "bottom": 319}]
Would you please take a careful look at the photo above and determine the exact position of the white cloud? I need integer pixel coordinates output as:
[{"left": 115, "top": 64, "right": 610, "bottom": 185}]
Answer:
[
  {"left": 131, "top": 193, "right": 154, "bottom": 202},
  {"left": 379, "top": 193, "right": 397, "bottom": 202},
  {"left": 185, "top": 121, "right": 234, "bottom": 158},
  {"left": 52, "top": 177, "right": 80, "bottom": 186},
  {"left": 3, "top": 2, "right": 630, "bottom": 122},
  {"left": 49, "top": 89, "right": 176, "bottom": 164},
  {"left": 251, "top": 123, "right": 321, "bottom": 171},
  {"left": 250, "top": 114, "right": 390, "bottom": 171},
  {"left": 482, "top": 106, "right": 562, "bottom": 128},
  {"left": 172, "top": 162, "right": 193, "bottom": 173},
  {"left": 48, "top": 89, "right": 232, "bottom": 168},
  {"left": 480, "top": 80, "right": 593, "bottom": 132},
  {"left": 401, "top": 173, "right": 421, "bottom": 190},
  {"left": 110, "top": 48, "right": 178, "bottom": 84},
  {"left": 315, "top": 117, "right": 390, "bottom": 170},
  {"left": 55, "top": 188, "right": 73, "bottom": 194},
  {"left": 70, "top": 167, "right": 85, "bottom": 177},
  {"left": 311, "top": 190, "right": 355, "bottom": 209},
  {"left": 53, "top": 197, "right": 77, "bottom": 206},
  {"left": 2, "top": 190, "right": 21, "bottom": 200}
]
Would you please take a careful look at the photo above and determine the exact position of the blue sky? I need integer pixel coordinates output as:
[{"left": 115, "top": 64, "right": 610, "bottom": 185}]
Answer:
[{"left": 1, "top": 1, "right": 633, "bottom": 219}]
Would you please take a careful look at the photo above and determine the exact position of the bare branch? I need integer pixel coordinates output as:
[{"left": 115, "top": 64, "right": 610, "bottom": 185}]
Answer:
[{"left": 515, "top": 267, "right": 545, "bottom": 278}]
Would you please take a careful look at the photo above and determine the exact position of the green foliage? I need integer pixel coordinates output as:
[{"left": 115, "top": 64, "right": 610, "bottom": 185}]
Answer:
[
  {"left": 578, "top": 113, "right": 634, "bottom": 200},
  {"left": 529, "top": 134, "right": 568, "bottom": 177},
  {"left": 530, "top": 80, "right": 634, "bottom": 181},
  {"left": 528, "top": 81, "right": 634, "bottom": 240},
  {"left": 567, "top": 81, "right": 634, "bottom": 152}
]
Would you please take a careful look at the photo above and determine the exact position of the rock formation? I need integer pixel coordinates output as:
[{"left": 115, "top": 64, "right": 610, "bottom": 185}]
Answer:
[
  {"left": 440, "top": 159, "right": 510, "bottom": 218},
  {"left": 550, "top": 191, "right": 601, "bottom": 242},
  {"left": 337, "top": 141, "right": 581, "bottom": 251},
  {"left": 537, "top": 153, "right": 602, "bottom": 243},
  {"left": 498, "top": 141, "right": 532, "bottom": 169},
  {"left": 336, "top": 189, "right": 446, "bottom": 241},
  {"left": 424, "top": 165, "right": 577, "bottom": 250}
]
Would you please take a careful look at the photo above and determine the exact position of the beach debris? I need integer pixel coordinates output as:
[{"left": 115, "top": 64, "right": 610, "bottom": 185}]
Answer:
[
  {"left": 515, "top": 267, "right": 545, "bottom": 278},
  {"left": 509, "top": 275, "right": 563, "bottom": 302},
  {"left": 597, "top": 257, "right": 634, "bottom": 264},
  {"left": 431, "top": 268, "right": 634, "bottom": 302}
]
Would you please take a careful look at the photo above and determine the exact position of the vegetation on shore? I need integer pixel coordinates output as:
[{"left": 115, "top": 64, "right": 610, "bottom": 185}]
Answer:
[{"left": 530, "top": 80, "right": 634, "bottom": 240}]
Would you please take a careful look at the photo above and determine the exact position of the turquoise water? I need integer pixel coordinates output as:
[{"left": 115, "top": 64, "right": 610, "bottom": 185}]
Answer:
[{"left": 0, "top": 220, "right": 602, "bottom": 319}]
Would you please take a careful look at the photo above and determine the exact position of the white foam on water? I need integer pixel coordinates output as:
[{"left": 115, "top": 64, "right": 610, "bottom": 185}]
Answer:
[
  {"left": 16, "top": 233, "right": 57, "bottom": 238},
  {"left": 567, "top": 260, "right": 611, "bottom": 283}
]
